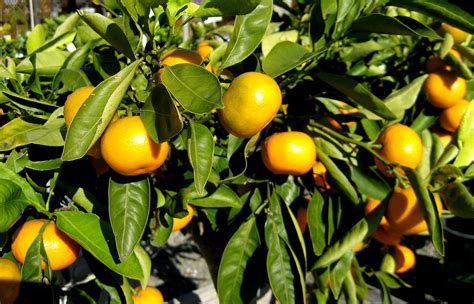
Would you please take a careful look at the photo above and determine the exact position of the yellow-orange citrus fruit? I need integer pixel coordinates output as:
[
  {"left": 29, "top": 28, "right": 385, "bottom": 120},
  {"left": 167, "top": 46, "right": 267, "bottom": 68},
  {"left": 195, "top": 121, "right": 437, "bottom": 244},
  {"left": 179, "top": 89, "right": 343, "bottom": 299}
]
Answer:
[
  {"left": 424, "top": 72, "right": 466, "bottom": 108},
  {"left": 372, "top": 226, "right": 402, "bottom": 246},
  {"left": 439, "top": 99, "right": 469, "bottom": 132},
  {"left": 262, "top": 131, "right": 317, "bottom": 175},
  {"left": 437, "top": 23, "right": 470, "bottom": 44},
  {"left": 172, "top": 204, "right": 195, "bottom": 232},
  {"left": 426, "top": 49, "right": 461, "bottom": 73},
  {"left": 132, "top": 286, "right": 164, "bottom": 304},
  {"left": 196, "top": 41, "right": 214, "bottom": 59},
  {"left": 364, "top": 198, "right": 388, "bottom": 227},
  {"left": 313, "top": 161, "right": 331, "bottom": 192},
  {"left": 374, "top": 124, "right": 423, "bottom": 176},
  {"left": 325, "top": 101, "right": 358, "bottom": 129},
  {"left": 0, "top": 258, "right": 21, "bottom": 304},
  {"left": 432, "top": 129, "right": 452, "bottom": 148},
  {"left": 12, "top": 219, "right": 80, "bottom": 271},
  {"left": 160, "top": 48, "right": 202, "bottom": 67},
  {"left": 218, "top": 72, "right": 282, "bottom": 138},
  {"left": 101, "top": 116, "right": 170, "bottom": 176},
  {"left": 64, "top": 86, "right": 103, "bottom": 159},
  {"left": 393, "top": 244, "right": 416, "bottom": 274},
  {"left": 386, "top": 187, "right": 443, "bottom": 235},
  {"left": 296, "top": 207, "right": 307, "bottom": 234}
]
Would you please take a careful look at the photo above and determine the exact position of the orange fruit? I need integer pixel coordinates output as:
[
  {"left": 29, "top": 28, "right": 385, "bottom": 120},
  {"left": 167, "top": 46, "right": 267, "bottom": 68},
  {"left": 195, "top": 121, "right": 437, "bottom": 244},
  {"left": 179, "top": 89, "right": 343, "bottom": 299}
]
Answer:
[
  {"left": 172, "top": 204, "right": 194, "bottom": 232},
  {"left": 432, "top": 129, "right": 452, "bottom": 148},
  {"left": 325, "top": 101, "right": 358, "bottom": 129},
  {"left": 196, "top": 41, "right": 214, "bottom": 59},
  {"left": 364, "top": 198, "right": 388, "bottom": 227},
  {"left": 218, "top": 72, "right": 282, "bottom": 138},
  {"left": 11, "top": 219, "right": 80, "bottom": 271},
  {"left": 0, "top": 258, "right": 21, "bottom": 304},
  {"left": 100, "top": 116, "right": 170, "bottom": 176},
  {"left": 386, "top": 187, "right": 443, "bottom": 235},
  {"left": 426, "top": 49, "right": 461, "bottom": 73},
  {"left": 64, "top": 86, "right": 103, "bottom": 159},
  {"left": 372, "top": 226, "right": 402, "bottom": 246},
  {"left": 393, "top": 244, "right": 416, "bottom": 273},
  {"left": 296, "top": 206, "right": 307, "bottom": 234},
  {"left": 160, "top": 48, "right": 202, "bottom": 67},
  {"left": 423, "top": 72, "right": 466, "bottom": 108},
  {"left": 132, "top": 286, "right": 164, "bottom": 304},
  {"left": 313, "top": 161, "right": 331, "bottom": 192},
  {"left": 437, "top": 23, "right": 470, "bottom": 44},
  {"left": 374, "top": 124, "right": 423, "bottom": 176},
  {"left": 439, "top": 99, "right": 469, "bottom": 132},
  {"left": 261, "top": 131, "right": 317, "bottom": 175}
]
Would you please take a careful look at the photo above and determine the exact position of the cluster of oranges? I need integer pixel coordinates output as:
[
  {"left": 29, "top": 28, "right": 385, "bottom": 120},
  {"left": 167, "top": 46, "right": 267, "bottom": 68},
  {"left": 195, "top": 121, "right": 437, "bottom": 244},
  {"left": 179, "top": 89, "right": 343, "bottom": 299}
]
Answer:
[{"left": 424, "top": 23, "right": 471, "bottom": 140}]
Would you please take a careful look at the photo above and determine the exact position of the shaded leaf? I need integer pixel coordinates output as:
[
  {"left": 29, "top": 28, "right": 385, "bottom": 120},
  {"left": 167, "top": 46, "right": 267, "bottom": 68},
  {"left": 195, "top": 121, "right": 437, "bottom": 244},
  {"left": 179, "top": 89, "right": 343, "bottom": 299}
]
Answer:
[{"left": 188, "top": 122, "right": 214, "bottom": 195}]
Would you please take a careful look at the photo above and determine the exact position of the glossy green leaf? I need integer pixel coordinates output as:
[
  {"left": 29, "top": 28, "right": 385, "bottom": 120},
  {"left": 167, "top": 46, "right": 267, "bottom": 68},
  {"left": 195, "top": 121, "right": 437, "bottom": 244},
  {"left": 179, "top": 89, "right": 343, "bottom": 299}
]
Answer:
[
  {"left": 217, "top": 217, "right": 261, "bottom": 304},
  {"left": 454, "top": 100, "right": 474, "bottom": 167},
  {"left": 109, "top": 175, "right": 150, "bottom": 262},
  {"left": 275, "top": 175, "right": 300, "bottom": 206},
  {"left": 317, "top": 148, "right": 359, "bottom": 204},
  {"left": 161, "top": 64, "right": 223, "bottom": 114},
  {"left": 219, "top": 0, "right": 273, "bottom": 71},
  {"left": 150, "top": 208, "right": 173, "bottom": 247},
  {"left": 308, "top": 190, "right": 326, "bottom": 256},
  {"left": 188, "top": 122, "right": 214, "bottom": 195},
  {"left": 2, "top": 91, "right": 58, "bottom": 113},
  {"left": 329, "top": 252, "right": 353, "bottom": 299},
  {"left": 21, "top": 222, "right": 50, "bottom": 283},
  {"left": 80, "top": 13, "right": 135, "bottom": 60},
  {"left": 141, "top": 84, "right": 183, "bottom": 143},
  {"left": 405, "top": 168, "right": 444, "bottom": 255},
  {"left": 26, "top": 24, "right": 46, "bottom": 55},
  {"left": 332, "top": 0, "right": 363, "bottom": 39},
  {"left": 53, "top": 13, "right": 80, "bottom": 38},
  {"left": 389, "top": 0, "right": 474, "bottom": 33},
  {"left": 0, "top": 180, "right": 30, "bottom": 232},
  {"left": 191, "top": 184, "right": 242, "bottom": 208},
  {"left": 262, "top": 41, "right": 318, "bottom": 78},
  {"left": 62, "top": 60, "right": 141, "bottom": 161},
  {"left": 0, "top": 163, "right": 46, "bottom": 216},
  {"left": 343, "top": 267, "right": 358, "bottom": 304},
  {"left": 52, "top": 42, "right": 92, "bottom": 90},
  {"left": 350, "top": 165, "right": 391, "bottom": 200},
  {"left": 17, "top": 51, "right": 70, "bottom": 76},
  {"left": 410, "top": 106, "right": 438, "bottom": 133},
  {"left": 193, "top": 0, "right": 259, "bottom": 17},
  {"left": 55, "top": 211, "right": 144, "bottom": 280},
  {"left": 440, "top": 182, "right": 474, "bottom": 218},
  {"left": 24, "top": 158, "right": 63, "bottom": 171},
  {"left": 444, "top": 51, "right": 473, "bottom": 80},
  {"left": 134, "top": 245, "right": 152, "bottom": 289},
  {"left": 352, "top": 14, "right": 440, "bottom": 39},
  {"left": 351, "top": 259, "right": 368, "bottom": 302},
  {"left": 375, "top": 271, "right": 411, "bottom": 289},
  {"left": 316, "top": 72, "right": 396, "bottom": 121},
  {"left": 261, "top": 30, "right": 298, "bottom": 57}
]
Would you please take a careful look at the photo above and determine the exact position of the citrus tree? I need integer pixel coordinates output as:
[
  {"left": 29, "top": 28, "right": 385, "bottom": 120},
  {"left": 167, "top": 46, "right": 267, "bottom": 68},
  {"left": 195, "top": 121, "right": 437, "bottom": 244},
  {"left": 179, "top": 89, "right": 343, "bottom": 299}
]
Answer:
[{"left": 1, "top": 0, "right": 474, "bottom": 303}]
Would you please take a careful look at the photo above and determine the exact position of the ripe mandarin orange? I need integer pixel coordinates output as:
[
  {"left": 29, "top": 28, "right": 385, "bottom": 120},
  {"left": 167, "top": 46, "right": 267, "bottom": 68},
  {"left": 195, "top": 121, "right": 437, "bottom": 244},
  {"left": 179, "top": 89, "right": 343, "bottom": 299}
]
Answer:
[
  {"left": 100, "top": 116, "right": 170, "bottom": 176},
  {"left": 313, "top": 161, "right": 331, "bottom": 192},
  {"left": 364, "top": 198, "right": 389, "bottom": 227},
  {"left": 372, "top": 226, "right": 402, "bottom": 246},
  {"left": 0, "top": 258, "right": 21, "bottom": 304},
  {"left": 424, "top": 72, "right": 466, "bottom": 108},
  {"left": 196, "top": 41, "right": 214, "bottom": 59},
  {"left": 218, "top": 72, "right": 282, "bottom": 138},
  {"left": 426, "top": 49, "right": 461, "bottom": 73},
  {"left": 325, "top": 101, "right": 358, "bottom": 129},
  {"left": 132, "top": 286, "right": 164, "bottom": 304},
  {"left": 393, "top": 244, "right": 416, "bottom": 273},
  {"left": 439, "top": 99, "right": 469, "bottom": 132},
  {"left": 437, "top": 23, "right": 470, "bottom": 44},
  {"left": 261, "top": 131, "right": 317, "bottom": 176},
  {"left": 374, "top": 124, "right": 423, "bottom": 176},
  {"left": 386, "top": 187, "right": 443, "bottom": 235},
  {"left": 432, "top": 129, "right": 452, "bottom": 148},
  {"left": 11, "top": 219, "right": 80, "bottom": 271},
  {"left": 172, "top": 204, "right": 195, "bottom": 232}
]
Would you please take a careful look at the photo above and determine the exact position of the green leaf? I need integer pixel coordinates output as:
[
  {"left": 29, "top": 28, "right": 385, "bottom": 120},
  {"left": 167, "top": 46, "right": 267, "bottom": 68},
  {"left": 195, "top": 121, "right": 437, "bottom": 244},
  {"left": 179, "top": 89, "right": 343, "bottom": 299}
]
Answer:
[
  {"left": 262, "top": 41, "right": 319, "bottom": 78},
  {"left": 316, "top": 148, "right": 359, "bottom": 204},
  {"left": 329, "top": 252, "right": 353, "bottom": 299},
  {"left": 80, "top": 13, "right": 136, "bottom": 60},
  {"left": 188, "top": 122, "right": 214, "bottom": 195},
  {"left": 261, "top": 30, "right": 298, "bottom": 57},
  {"left": 405, "top": 168, "right": 444, "bottom": 255},
  {"left": 52, "top": 42, "right": 93, "bottom": 90},
  {"left": 440, "top": 182, "right": 474, "bottom": 218},
  {"left": 0, "top": 180, "right": 30, "bottom": 232},
  {"left": 388, "top": 0, "right": 474, "bottom": 33},
  {"left": 17, "top": 51, "right": 70, "bottom": 76},
  {"left": 109, "top": 175, "right": 150, "bottom": 262},
  {"left": 0, "top": 163, "right": 46, "bottom": 216},
  {"left": 141, "top": 84, "right": 183, "bottom": 143},
  {"left": 316, "top": 72, "right": 396, "bottom": 121},
  {"left": 308, "top": 190, "right": 326, "bottom": 256},
  {"left": 444, "top": 50, "right": 473, "bottom": 80},
  {"left": 343, "top": 267, "right": 358, "bottom": 304},
  {"left": 62, "top": 60, "right": 141, "bottom": 161},
  {"left": 24, "top": 158, "right": 63, "bottom": 171},
  {"left": 53, "top": 13, "right": 80, "bottom": 38},
  {"left": 352, "top": 14, "right": 440, "bottom": 39},
  {"left": 375, "top": 271, "right": 411, "bottom": 289},
  {"left": 191, "top": 184, "right": 242, "bottom": 208},
  {"left": 217, "top": 217, "right": 261, "bottom": 304},
  {"left": 150, "top": 208, "right": 173, "bottom": 246},
  {"left": 275, "top": 175, "right": 300, "bottom": 206},
  {"left": 219, "top": 0, "right": 273, "bottom": 71},
  {"left": 26, "top": 24, "right": 46, "bottom": 55},
  {"left": 350, "top": 165, "right": 391, "bottom": 200},
  {"left": 134, "top": 245, "right": 152, "bottom": 289},
  {"left": 21, "top": 222, "right": 50, "bottom": 283},
  {"left": 161, "top": 64, "right": 223, "bottom": 114},
  {"left": 2, "top": 91, "right": 58, "bottom": 113},
  {"left": 454, "top": 100, "right": 474, "bottom": 167},
  {"left": 55, "top": 211, "right": 144, "bottom": 280},
  {"left": 192, "top": 0, "right": 260, "bottom": 17}
]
